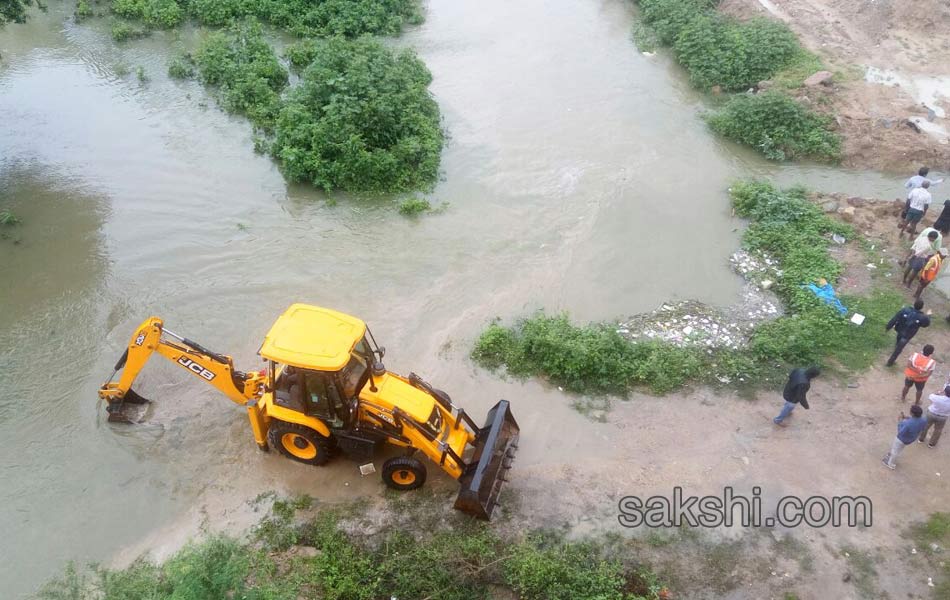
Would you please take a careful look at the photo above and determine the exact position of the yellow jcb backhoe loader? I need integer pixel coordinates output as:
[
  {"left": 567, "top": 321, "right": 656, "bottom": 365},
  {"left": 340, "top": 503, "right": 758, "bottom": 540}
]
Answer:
[{"left": 98, "top": 303, "right": 519, "bottom": 519}]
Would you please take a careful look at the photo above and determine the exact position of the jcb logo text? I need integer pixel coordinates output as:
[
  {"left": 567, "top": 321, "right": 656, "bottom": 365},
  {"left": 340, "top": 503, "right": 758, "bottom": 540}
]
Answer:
[{"left": 177, "top": 357, "right": 216, "bottom": 381}]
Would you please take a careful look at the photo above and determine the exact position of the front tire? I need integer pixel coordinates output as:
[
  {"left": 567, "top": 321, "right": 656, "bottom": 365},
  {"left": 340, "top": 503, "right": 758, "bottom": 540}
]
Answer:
[
  {"left": 268, "top": 421, "right": 333, "bottom": 466},
  {"left": 381, "top": 456, "right": 427, "bottom": 491}
]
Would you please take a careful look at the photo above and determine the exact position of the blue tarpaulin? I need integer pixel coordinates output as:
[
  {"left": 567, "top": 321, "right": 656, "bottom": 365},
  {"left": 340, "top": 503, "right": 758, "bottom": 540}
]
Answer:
[{"left": 805, "top": 282, "right": 848, "bottom": 315}]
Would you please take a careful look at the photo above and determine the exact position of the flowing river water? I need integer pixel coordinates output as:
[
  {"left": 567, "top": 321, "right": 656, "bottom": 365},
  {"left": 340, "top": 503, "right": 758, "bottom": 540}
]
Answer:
[{"left": 0, "top": 0, "right": 910, "bottom": 596}]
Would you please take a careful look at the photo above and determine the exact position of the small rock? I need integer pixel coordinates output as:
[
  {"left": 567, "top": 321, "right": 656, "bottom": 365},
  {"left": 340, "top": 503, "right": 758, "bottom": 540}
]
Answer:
[
  {"left": 843, "top": 573, "right": 852, "bottom": 582},
  {"left": 804, "top": 70, "right": 834, "bottom": 86},
  {"left": 297, "top": 546, "right": 320, "bottom": 558},
  {"left": 821, "top": 200, "right": 839, "bottom": 213},
  {"left": 711, "top": 85, "right": 722, "bottom": 95}
]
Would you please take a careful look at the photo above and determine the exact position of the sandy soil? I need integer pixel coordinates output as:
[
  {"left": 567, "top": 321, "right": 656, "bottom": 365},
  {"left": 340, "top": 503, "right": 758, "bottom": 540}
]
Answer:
[{"left": 721, "top": 0, "right": 950, "bottom": 173}]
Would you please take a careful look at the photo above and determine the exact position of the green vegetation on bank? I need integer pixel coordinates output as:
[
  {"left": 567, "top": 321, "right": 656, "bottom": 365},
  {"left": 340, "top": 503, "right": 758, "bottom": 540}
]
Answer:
[
  {"left": 473, "top": 181, "right": 898, "bottom": 400},
  {"left": 273, "top": 37, "right": 442, "bottom": 193},
  {"left": 634, "top": 0, "right": 841, "bottom": 162},
  {"left": 707, "top": 92, "right": 840, "bottom": 161},
  {"left": 38, "top": 497, "right": 667, "bottom": 600},
  {"left": 908, "top": 512, "right": 950, "bottom": 596}
]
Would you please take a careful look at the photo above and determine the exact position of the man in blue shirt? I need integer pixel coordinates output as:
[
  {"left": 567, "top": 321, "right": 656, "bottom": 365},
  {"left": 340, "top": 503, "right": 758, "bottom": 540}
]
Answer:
[
  {"left": 882, "top": 404, "right": 927, "bottom": 469},
  {"left": 885, "top": 300, "right": 931, "bottom": 366}
]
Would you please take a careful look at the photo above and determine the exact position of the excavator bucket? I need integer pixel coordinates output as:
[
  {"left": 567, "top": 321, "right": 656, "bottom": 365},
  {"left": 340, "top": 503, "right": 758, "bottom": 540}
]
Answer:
[
  {"left": 105, "top": 388, "right": 150, "bottom": 423},
  {"left": 454, "top": 400, "right": 519, "bottom": 520}
]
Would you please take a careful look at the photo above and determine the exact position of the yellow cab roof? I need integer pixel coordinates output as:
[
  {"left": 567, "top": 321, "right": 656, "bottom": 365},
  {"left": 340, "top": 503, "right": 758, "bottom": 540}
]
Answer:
[{"left": 260, "top": 304, "right": 366, "bottom": 371}]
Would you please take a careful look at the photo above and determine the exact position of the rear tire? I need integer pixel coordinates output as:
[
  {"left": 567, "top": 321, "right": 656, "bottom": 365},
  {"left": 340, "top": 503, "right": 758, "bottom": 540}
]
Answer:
[
  {"left": 268, "top": 421, "right": 333, "bottom": 466},
  {"left": 381, "top": 456, "right": 426, "bottom": 491}
]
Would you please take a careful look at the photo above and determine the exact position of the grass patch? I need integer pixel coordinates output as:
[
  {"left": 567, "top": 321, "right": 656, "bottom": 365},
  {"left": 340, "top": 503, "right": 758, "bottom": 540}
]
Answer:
[
  {"left": 707, "top": 92, "right": 841, "bottom": 161},
  {"left": 772, "top": 49, "right": 825, "bottom": 90},
  {"left": 473, "top": 181, "right": 898, "bottom": 401},
  {"left": 909, "top": 513, "right": 950, "bottom": 596},
  {"left": 112, "top": 0, "right": 183, "bottom": 29},
  {"left": 840, "top": 546, "right": 879, "bottom": 598},
  {"left": 273, "top": 36, "right": 442, "bottom": 193},
  {"left": 39, "top": 500, "right": 667, "bottom": 600},
  {"left": 194, "top": 19, "right": 289, "bottom": 130}
]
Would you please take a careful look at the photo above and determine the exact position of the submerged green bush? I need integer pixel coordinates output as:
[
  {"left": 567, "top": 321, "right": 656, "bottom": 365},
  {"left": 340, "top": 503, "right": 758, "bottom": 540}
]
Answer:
[
  {"left": 187, "top": 0, "right": 421, "bottom": 36},
  {"left": 707, "top": 92, "right": 841, "bottom": 161},
  {"left": 110, "top": 19, "right": 148, "bottom": 41},
  {"left": 273, "top": 36, "right": 442, "bottom": 193},
  {"left": 167, "top": 52, "right": 195, "bottom": 79},
  {"left": 112, "top": 0, "right": 183, "bottom": 28},
  {"left": 194, "top": 20, "right": 288, "bottom": 129},
  {"left": 638, "top": 0, "right": 716, "bottom": 45}
]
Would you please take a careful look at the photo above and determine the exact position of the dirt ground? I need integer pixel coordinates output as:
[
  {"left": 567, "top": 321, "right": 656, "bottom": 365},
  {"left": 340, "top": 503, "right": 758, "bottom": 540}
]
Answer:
[{"left": 721, "top": 0, "right": 950, "bottom": 173}]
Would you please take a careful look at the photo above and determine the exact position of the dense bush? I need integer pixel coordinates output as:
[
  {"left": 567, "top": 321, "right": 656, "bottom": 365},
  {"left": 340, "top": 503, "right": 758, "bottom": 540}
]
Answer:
[
  {"left": 272, "top": 37, "right": 442, "bottom": 193},
  {"left": 638, "top": 0, "right": 798, "bottom": 91},
  {"left": 707, "top": 92, "right": 841, "bottom": 161},
  {"left": 186, "top": 0, "right": 421, "bottom": 36},
  {"left": 167, "top": 52, "right": 195, "bottom": 78},
  {"left": 110, "top": 19, "right": 148, "bottom": 41},
  {"left": 673, "top": 15, "right": 799, "bottom": 91},
  {"left": 194, "top": 20, "right": 288, "bottom": 129},
  {"left": 283, "top": 38, "right": 319, "bottom": 72}
]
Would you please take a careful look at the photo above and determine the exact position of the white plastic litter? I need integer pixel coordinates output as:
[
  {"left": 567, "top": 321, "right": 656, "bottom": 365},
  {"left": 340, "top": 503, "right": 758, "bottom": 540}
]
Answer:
[{"left": 851, "top": 313, "right": 866, "bottom": 325}]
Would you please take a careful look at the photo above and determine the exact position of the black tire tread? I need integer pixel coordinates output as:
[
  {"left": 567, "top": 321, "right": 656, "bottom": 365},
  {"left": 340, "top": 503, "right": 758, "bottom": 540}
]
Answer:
[{"left": 267, "top": 421, "right": 333, "bottom": 466}]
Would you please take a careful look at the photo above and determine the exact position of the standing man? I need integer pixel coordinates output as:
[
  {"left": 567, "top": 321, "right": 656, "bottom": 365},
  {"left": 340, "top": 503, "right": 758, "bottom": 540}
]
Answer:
[
  {"left": 914, "top": 248, "right": 948, "bottom": 300},
  {"left": 882, "top": 404, "right": 927, "bottom": 469},
  {"left": 773, "top": 367, "right": 820, "bottom": 426},
  {"left": 885, "top": 300, "right": 931, "bottom": 366},
  {"left": 919, "top": 385, "right": 950, "bottom": 448},
  {"left": 901, "top": 344, "right": 936, "bottom": 405},
  {"left": 902, "top": 230, "right": 939, "bottom": 286},
  {"left": 900, "top": 181, "right": 933, "bottom": 238},
  {"left": 905, "top": 166, "right": 943, "bottom": 193}
]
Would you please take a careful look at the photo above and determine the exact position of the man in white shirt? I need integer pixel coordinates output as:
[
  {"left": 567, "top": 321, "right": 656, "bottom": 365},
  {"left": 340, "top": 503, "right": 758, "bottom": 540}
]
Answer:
[
  {"left": 906, "top": 167, "right": 943, "bottom": 195},
  {"left": 919, "top": 385, "right": 950, "bottom": 447},
  {"left": 900, "top": 181, "right": 933, "bottom": 237},
  {"left": 902, "top": 229, "right": 939, "bottom": 285}
]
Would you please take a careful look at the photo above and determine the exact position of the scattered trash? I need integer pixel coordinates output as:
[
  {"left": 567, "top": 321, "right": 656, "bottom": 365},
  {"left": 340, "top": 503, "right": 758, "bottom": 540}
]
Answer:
[
  {"left": 359, "top": 463, "right": 376, "bottom": 476},
  {"left": 848, "top": 382, "right": 860, "bottom": 388},
  {"left": 832, "top": 233, "right": 846, "bottom": 244},
  {"left": 851, "top": 313, "right": 866, "bottom": 325},
  {"left": 807, "top": 281, "right": 847, "bottom": 315},
  {"left": 932, "top": 543, "right": 942, "bottom": 553},
  {"left": 912, "top": 548, "right": 918, "bottom": 554},
  {"left": 929, "top": 577, "right": 935, "bottom": 587},
  {"left": 867, "top": 263, "right": 878, "bottom": 269}
]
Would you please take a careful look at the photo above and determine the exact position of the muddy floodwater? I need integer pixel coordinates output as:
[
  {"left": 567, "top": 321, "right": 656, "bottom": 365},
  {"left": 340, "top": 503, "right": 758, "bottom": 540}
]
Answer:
[{"left": 0, "top": 0, "right": 908, "bottom": 596}]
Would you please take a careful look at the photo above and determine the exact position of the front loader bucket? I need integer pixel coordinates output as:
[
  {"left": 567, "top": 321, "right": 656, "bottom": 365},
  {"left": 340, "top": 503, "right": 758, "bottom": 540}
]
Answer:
[{"left": 454, "top": 400, "right": 519, "bottom": 520}]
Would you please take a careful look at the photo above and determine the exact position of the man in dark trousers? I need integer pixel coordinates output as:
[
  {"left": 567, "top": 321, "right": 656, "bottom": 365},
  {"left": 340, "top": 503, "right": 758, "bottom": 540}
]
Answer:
[
  {"left": 885, "top": 300, "right": 931, "bottom": 366},
  {"left": 774, "top": 367, "right": 820, "bottom": 426}
]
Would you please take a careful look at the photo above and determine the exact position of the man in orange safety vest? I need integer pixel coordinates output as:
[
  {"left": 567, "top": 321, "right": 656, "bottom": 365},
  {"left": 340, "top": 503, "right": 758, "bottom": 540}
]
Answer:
[{"left": 902, "top": 344, "right": 936, "bottom": 405}]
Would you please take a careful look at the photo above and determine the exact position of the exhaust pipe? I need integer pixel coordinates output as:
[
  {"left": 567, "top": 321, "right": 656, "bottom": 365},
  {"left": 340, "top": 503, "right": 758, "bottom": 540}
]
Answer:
[{"left": 454, "top": 400, "right": 519, "bottom": 520}]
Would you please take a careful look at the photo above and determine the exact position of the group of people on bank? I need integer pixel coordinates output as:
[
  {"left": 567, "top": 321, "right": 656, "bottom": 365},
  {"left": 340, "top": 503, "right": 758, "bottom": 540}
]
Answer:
[{"left": 772, "top": 167, "right": 950, "bottom": 470}]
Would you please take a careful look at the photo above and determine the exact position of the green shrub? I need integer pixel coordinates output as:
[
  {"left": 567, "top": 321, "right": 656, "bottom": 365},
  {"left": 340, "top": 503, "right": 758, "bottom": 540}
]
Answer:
[
  {"left": 637, "top": 0, "right": 715, "bottom": 45},
  {"left": 272, "top": 37, "right": 442, "bottom": 193},
  {"left": 0, "top": 209, "right": 21, "bottom": 225},
  {"left": 75, "top": 0, "right": 93, "bottom": 21},
  {"left": 110, "top": 19, "right": 148, "bottom": 41},
  {"left": 167, "top": 52, "right": 195, "bottom": 78},
  {"left": 673, "top": 15, "right": 799, "bottom": 91},
  {"left": 505, "top": 535, "right": 628, "bottom": 600},
  {"left": 398, "top": 197, "right": 431, "bottom": 215},
  {"left": 707, "top": 92, "right": 841, "bottom": 161},
  {"left": 194, "top": 19, "right": 288, "bottom": 129},
  {"left": 283, "top": 38, "right": 319, "bottom": 72}
]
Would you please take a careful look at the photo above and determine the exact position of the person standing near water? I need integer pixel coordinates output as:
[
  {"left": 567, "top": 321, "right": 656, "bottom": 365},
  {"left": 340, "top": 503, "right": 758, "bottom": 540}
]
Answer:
[
  {"left": 905, "top": 167, "right": 943, "bottom": 193},
  {"left": 900, "top": 181, "right": 934, "bottom": 238},
  {"left": 774, "top": 367, "right": 819, "bottom": 426},
  {"left": 882, "top": 404, "right": 927, "bottom": 470},
  {"left": 885, "top": 300, "right": 931, "bottom": 366},
  {"left": 901, "top": 344, "right": 936, "bottom": 405}
]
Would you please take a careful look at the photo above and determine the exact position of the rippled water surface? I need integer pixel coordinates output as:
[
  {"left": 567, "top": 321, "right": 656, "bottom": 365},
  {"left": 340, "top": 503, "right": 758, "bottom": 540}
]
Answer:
[{"left": 0, "top": 0, "right": 906, "bottom": 595}]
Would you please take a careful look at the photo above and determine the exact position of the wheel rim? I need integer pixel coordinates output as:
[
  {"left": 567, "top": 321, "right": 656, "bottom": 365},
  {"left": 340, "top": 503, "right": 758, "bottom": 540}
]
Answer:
[
  {"left": 393, "top": 469, "right": 416, "bottom": 485},
  {"left": 281, "top": 433, "right": 317, "bottom": 460}
]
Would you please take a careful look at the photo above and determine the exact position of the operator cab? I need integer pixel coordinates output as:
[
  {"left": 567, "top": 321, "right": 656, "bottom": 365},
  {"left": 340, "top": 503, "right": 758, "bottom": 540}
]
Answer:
[{"left": 260, "top": 303, "right": 384, "bottom": 430}]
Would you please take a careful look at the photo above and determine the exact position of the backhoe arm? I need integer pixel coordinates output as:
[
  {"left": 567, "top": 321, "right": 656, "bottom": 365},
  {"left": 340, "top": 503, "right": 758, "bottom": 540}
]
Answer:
[{"left": 99, "top": 317, "right": 264, "bottom": 420}]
